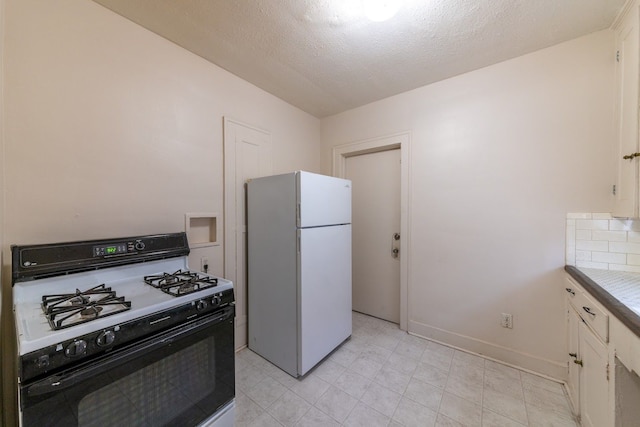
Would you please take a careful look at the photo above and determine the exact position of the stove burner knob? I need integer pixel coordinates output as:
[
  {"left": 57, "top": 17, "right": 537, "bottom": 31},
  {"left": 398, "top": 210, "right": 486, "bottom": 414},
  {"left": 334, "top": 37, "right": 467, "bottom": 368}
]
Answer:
[
  {"left": 96, "top": 330, "right": 116, "bottom": 347},
  {"left": 36, "top": 355, "right": 50, "bottom": 369},
  {"left": 65, "top": 340, "right": 87, "bottom": 358},
  {"left": 196, "top": 299, "right": 208, "bottom": 311},
  {"left": 134, "top": 241, "right": 145, "bottom": 251},
  {"left": 211, "top": 295, "right": 222, "bottom": 306}
]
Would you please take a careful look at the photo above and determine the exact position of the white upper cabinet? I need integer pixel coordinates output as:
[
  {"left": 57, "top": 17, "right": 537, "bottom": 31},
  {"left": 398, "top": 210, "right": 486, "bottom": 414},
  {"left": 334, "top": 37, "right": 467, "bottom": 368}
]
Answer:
[{"left": 613, "top": 3, "right": 640, "bottom": 218}]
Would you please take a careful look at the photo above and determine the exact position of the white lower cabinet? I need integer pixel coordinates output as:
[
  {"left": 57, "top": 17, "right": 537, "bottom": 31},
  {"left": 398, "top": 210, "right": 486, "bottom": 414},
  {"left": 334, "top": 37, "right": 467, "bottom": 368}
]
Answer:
[
  {"left": 565, "top": 277, "right": 612, "bottom": 427},
  {"left": 578, "top": 320, "right": 609, "bottom": 427},
  {"left": 566, "top": 304, "right": 581, "bottom": 413}
]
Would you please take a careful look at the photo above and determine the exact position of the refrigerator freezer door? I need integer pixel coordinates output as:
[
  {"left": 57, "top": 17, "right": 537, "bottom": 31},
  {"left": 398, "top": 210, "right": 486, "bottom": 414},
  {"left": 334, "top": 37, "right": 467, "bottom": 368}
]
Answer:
[
  {"left": 297, "top": 172, "right": 351, "bottom": 228},
  {"left": 298, "top": 224, "right": 352, "bottom": 375}
]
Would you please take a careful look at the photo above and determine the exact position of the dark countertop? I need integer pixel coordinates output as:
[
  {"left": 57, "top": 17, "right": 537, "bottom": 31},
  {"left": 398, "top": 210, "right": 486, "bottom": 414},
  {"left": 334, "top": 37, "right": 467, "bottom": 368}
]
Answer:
[{"left": 565, "top": 265, "right": 640, "bottom": 339}]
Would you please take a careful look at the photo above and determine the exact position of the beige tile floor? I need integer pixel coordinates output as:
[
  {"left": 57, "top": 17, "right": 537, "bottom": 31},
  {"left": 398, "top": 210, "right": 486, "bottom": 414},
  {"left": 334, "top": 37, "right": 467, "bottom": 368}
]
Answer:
[{"left": 235, "top": 312, "right": 578, "bottom": 427}]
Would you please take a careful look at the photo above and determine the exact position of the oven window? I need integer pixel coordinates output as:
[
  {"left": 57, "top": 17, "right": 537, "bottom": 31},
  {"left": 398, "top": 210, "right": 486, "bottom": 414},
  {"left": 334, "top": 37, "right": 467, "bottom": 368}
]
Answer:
[
  {"left": 21, "top": 312, "right": 234, "bottom": 427},
  {"left": 78, "top": 340, "right": 217, "bottom": 425}
]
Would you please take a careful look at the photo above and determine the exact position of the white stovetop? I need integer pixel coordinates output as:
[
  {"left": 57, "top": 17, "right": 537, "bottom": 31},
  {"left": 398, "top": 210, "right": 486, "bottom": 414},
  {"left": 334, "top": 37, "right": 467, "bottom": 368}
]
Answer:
[
  {"left": 577, "top": 268, "right": 640, "bottom": 317},
  {"left": 13, "top": 258, "right": 233, "bottom": 355}
]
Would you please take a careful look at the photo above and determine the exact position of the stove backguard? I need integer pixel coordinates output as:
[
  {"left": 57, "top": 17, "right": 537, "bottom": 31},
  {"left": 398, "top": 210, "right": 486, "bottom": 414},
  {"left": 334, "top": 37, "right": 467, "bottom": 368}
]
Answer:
[{"left": 12, "top": 232, "right": 190, "bottom": 283}]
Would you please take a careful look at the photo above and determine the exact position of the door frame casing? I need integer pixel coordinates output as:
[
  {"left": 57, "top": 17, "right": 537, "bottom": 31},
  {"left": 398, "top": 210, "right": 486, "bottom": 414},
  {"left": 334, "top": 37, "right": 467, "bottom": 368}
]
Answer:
[
  {"left": 332, "top": 132, "right": 411, "bottom": 331},
  {"left": 223, "top": 116, "right": 272, "bottom": 348},
  {"left": 224, "top": 116, "right": 272, "bottom": 277}
]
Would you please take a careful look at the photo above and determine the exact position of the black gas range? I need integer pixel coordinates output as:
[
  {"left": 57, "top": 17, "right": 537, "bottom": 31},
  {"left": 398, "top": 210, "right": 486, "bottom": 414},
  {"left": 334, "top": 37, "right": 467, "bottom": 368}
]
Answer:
[{"left": 12, "top": 232, "right": 235, "bottom": 427}]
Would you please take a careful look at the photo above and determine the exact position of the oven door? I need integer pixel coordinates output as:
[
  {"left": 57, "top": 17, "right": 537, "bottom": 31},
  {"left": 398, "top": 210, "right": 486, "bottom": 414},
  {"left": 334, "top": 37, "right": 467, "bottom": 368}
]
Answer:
[{"left": 20, "top": 306, "right": 235, "bottom": 427}]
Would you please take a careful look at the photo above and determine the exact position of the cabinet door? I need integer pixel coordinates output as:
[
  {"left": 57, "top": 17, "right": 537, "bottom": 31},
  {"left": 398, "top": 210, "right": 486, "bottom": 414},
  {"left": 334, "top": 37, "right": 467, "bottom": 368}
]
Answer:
[
  {"left": 613, "top": 9, "right": 640, "bottom": 217},
  {"left": 579, "top": 322, "right": 610, "bottom": 427},
  {"left": 567, "top": 305, "right": 581, "bottom": 414}
]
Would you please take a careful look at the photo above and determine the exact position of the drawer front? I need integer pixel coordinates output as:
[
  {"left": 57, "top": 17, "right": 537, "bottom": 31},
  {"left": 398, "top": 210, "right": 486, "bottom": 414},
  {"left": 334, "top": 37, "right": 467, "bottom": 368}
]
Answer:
[
  {"left": 579, "top": 292, "right": 609, "bottom": 343},
  {"left": 565, "top": 277, "right": 609, "bottom": 343},
  {"left": 564, "top": 278, "right": 581, "bottom": 304},
  {"left": 611, "top": 316, "right": 640, "bottom": 374}
]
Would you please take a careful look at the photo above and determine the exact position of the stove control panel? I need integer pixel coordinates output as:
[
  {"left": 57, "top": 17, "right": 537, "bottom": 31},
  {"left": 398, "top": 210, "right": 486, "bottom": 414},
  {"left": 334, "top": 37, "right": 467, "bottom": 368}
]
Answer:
[
  {"left": 13, "top": 232, "right": 190, "bottom": 282},
  {"left": 93, "top": 243, "right": 128, "bottom": 257},
  {"left": 93, "top": 239, "right": 148, "bottom": 257},
  {"left": 19, "top": 288, "right": 235, "bottom": 383},
  {"left": 65, "top": 340, "right": 87, "bottom": 358},
  {"left": 96, "top": 330, "right": 116, "bottom": 347},
  {"left": 36, "top": 355, "right": 50, "bottom": 369}
]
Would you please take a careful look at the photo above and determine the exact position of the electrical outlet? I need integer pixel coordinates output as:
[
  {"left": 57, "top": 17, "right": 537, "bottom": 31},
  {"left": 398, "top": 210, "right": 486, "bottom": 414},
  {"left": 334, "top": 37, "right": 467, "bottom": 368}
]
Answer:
[
  {"left": 201, "top": 257, "right": 209, "bottom": 273},
  {"left": 501, "top": 313, "right": 513, "bottom": 329}
]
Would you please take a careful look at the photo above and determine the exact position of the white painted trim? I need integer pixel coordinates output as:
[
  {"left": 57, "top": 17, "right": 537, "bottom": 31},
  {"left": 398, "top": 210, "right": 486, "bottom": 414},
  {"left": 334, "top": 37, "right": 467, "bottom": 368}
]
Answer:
[
  {"left": 0, "top": 0, "right": 6, "bottom": 424},
  {"left": 222, "top": 116, "right": 270, "bottom": 278},
  {"left": 332, "top": 132, "right": 411, "bottom": 331},
  {"left": 223, "top": 117, "right": 271, "bottom": 350},
  {"left": 612, "top": 0, "right": 637, "bottom": 30},
  {"left": 234, "top": 314, "right": 247, "bottom": 351},
  {"left": 408, "top": 319, "right": 568, "bottom": 380},
  {"left": 222, "top": 117, "right": 235, "bottom": 281},
  {"left": 408, "top": 327, "right": 570, "bottom": 386}
]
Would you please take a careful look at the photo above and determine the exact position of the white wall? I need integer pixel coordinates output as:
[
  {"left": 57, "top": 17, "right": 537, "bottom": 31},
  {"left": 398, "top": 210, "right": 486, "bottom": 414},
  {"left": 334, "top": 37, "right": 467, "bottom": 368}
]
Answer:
[
  {"left": 1, "top": 0, "right": 320, "bottom": 423},
  {"left": 0, "top": 2, "right": 620, "bottom": 422},
  {"left": 0, "top": 0, "right": 5, "bottom": 424},
  {"left": 321, "top": 30, "right": 616, "bottom": 378},
  {"left": 3, "top": 0, "right": 320, "bottom": 248}
]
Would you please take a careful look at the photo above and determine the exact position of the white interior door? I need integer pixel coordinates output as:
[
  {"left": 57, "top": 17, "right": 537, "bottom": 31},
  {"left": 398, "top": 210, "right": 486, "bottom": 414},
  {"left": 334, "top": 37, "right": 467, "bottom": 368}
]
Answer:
[
  {"left": 346, "top": 148, "right": 401, "bottom": 323},
  {"left": 224, "top": 118, "right": 272, "bottom": 348}
]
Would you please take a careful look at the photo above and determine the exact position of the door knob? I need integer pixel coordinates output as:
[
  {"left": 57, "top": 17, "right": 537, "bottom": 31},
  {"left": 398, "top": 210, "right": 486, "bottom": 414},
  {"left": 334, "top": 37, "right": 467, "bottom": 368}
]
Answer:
[
  {"left": 392, "top": 248, "right": 399, "bottom": 258},
  {"left": 623, "top": 152, "right": 640, "bottom": 160},
  {"left": 393, "top": 233, "right": 400, "bottom": 240}
]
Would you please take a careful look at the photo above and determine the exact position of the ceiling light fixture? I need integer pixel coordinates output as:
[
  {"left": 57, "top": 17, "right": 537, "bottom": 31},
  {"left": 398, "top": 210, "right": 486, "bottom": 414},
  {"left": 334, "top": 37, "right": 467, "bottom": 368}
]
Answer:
[{"left": 363, "top": 0, "right": 402, "bottom": 22}]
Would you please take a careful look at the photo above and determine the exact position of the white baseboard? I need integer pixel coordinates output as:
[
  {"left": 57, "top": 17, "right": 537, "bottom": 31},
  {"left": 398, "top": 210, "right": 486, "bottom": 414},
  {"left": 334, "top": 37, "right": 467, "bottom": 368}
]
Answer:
[
  {"left": 235, "top": 315, "right": 247, "bottom": 350},
  {"left": 409, "top": 319, "right": 567, "bottom": 381}
]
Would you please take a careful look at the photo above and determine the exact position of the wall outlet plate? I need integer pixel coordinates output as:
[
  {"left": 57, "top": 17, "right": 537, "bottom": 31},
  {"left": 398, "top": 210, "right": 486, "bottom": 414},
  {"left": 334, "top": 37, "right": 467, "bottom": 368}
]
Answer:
[
  {"left": 201, "top": 257, "right": 209, "bottom": 273},
  {"left": 501, "top": 313, "right": 513, "bottom": 329}
]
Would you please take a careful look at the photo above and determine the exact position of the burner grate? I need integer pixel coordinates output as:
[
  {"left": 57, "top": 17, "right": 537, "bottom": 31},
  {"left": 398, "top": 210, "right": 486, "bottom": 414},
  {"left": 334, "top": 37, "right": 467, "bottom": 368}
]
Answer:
[
  {"left": 144, "top": 269, "right": 218, "bottom": 297},
  {"left": 42, "top": 284, "right": 132, "bottom": 330}
]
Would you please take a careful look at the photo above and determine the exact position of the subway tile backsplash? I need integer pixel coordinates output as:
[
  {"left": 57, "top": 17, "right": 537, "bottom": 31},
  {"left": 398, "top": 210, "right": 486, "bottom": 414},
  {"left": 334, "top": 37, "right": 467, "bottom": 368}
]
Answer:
[{"left": 566, "top": 213, "right": 640, "bottom": 272}]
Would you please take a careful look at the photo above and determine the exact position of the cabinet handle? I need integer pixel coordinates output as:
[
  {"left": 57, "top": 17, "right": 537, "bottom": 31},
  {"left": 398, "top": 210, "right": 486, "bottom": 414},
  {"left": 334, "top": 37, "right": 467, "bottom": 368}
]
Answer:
[
  {"left": 582, "top": 306, "right": 596, "bottom": 317},
  {"left": 569, "top": 352, "right": 577, "bottom": 358},
  {"left": 574, "top": 359, "right": 583, "bottom": 366},
  {"left": 623, "top": 152, "right": 640, "bottom": 160},
  {"left": 565, "top": 288, "right": 575, "bottom": 296}
]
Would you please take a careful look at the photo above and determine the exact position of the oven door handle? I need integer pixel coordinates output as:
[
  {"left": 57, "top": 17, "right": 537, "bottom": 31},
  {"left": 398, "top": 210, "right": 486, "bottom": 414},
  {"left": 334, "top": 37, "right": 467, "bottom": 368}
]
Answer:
[{"left": 26, "top": 307, "right": 234, "bottom": 397}]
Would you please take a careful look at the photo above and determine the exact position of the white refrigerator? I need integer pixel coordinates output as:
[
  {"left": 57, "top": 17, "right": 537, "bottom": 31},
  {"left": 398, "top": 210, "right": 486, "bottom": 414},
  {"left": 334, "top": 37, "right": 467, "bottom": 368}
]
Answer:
[{"left": 247, "top": 171, "right": 352, "bottom": 377}]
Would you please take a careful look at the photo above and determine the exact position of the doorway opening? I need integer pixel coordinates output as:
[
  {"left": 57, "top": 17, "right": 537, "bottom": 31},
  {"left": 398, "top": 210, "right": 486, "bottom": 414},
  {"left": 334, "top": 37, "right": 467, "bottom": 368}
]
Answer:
[{"left": 332, "top": 132, "right": 410, "bottom": 330}]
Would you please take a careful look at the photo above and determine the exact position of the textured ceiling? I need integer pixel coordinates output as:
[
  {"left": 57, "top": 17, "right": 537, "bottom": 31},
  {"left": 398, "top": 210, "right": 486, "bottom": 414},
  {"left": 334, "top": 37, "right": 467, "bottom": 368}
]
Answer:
[{"left": 92, "top": 0, "right": 627, "bottom": 118}]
